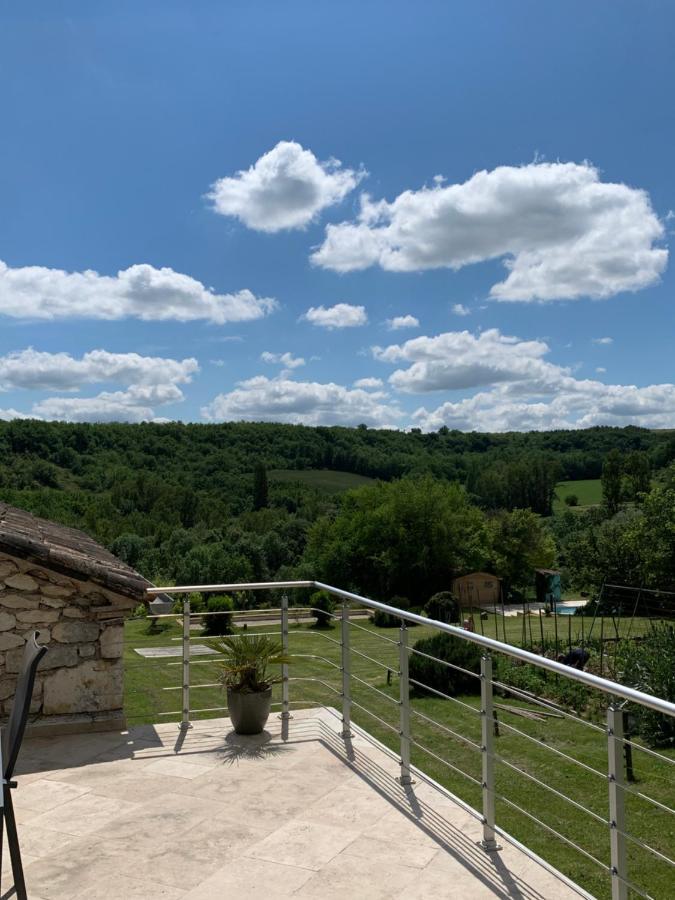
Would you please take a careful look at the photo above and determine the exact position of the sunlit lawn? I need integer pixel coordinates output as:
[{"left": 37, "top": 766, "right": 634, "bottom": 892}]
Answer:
[{"left": 124, "top": 615, "right": 674, "bottom": 900}]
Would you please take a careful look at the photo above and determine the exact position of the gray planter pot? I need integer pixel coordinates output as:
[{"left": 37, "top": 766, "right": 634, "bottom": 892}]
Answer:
[{"left": 227, "top": 686, "right": 273, "bottom": 735}]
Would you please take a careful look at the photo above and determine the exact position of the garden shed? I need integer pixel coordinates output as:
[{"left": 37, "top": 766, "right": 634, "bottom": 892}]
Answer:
[
  {"left": 452, "top": 572, "right": 502, "bottom": 609},
  {"left": 0, "top": 502, "right": 150, "bottom": 734}
]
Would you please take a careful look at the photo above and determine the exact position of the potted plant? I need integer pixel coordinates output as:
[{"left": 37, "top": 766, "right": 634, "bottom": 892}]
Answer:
[{"left": 215, "top": 633, "right": 290, "bottom": 735}]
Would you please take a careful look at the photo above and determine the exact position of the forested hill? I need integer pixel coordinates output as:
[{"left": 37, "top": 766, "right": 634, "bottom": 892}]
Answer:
[
  {"left": 1, "top": 419, "right": 673, "bottom": 593},
  {"left": 1, "top": 419, "right": 673, "bottom": 487}
]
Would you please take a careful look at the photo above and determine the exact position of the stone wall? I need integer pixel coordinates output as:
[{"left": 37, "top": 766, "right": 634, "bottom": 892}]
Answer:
[{"left": 0, "top": 551, "right": 137, "bottom": 732}]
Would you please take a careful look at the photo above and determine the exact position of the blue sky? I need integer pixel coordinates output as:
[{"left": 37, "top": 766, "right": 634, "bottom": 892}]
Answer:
[{"left": 0, "top": 1, "right": 673, "bottom": 430}]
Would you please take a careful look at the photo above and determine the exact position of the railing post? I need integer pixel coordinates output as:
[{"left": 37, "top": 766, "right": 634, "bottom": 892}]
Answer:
[
  {"left": 398, "top": 623, "right": 413, "bottom": 785},
  {"left": 340, "top": 601, "right": 352, "bottom": 738},
  {"left": 480, "top": 654, "right": 499, "bottom": 851},
  {"left": 180, "top": 597, "right": 192, "bottom": 731},
  {"left": 607, "top": 704, "right": 628, "bottom": 900},
  {"left": 280, "top": 593, "right": 291, "bottom": 721}
]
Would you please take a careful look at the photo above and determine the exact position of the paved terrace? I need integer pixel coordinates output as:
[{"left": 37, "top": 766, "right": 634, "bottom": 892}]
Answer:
[{"left": 6, "top": 709, "right": 584, "bottom": 900}]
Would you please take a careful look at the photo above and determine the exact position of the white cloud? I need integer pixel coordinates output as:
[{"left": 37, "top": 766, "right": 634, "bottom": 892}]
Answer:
[
  {"left": 260, "top": 351, "right": 305, "bottom": 369},
  {"left": 374, "top": 328, "right": 558, "bottom": 393},
  {"left": 312, "top": 161, "right": 666, "bottom": 302},
  {"left": 0, "top": 348, "right": 198, "bottom": 423},
  {"left": 0, "top": 408, "right": 30, "bottom": 421},
  {"left": 452, "top": 303, "right": 470, "bottom": 316},
  {"left": 33, "top": 384, "right": 185, "bottom": 424},
  {"left": 207, "top": 141, "right": 364, "bottom": 232},
  {"left": 592, "top": 336, "right": 613, "bottom": 345},
  {"left": 353, "top": 377, "right": 384, "bottom": 389},
  {"left": 413, "top": 380, "right": 675, "bottom": 432},
  {"left": 596, "top": 367, "right": 607, "bottom": 374},
  {"left": 0, "top": 260, "right": 276, "bottom": 323},
  {"left": 386, "top": 314, "right": 419, "bottom": 330},
  {"left": 0, "top": 348, "right": 198, "bottom": 392},
  {"left": 202, "top": 375, "right": 401, "bottom": 427},
  {"left": 302, "top": 303, "right": 368, "bottom": 329}
]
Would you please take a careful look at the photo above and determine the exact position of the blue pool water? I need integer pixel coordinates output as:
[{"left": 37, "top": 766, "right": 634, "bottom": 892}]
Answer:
[{"left": 555, "top": 604, "right": 576, "bottom": 615}]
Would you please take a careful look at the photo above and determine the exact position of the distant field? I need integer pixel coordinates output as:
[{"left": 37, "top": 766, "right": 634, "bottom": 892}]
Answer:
[
  {"left": 268, "top": 468, "right": 375, "bottom": 493},
  {"left": 553, "top": 478, "right": 602, "bottom": 512}
]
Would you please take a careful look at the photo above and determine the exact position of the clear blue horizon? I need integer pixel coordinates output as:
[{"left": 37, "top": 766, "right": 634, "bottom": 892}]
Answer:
[{"left": 1, "top": 1, "right": 673, "bottom": 430}]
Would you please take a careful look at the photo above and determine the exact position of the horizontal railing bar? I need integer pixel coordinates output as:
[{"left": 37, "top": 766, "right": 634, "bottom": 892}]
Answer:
[
  {"left": 288, "top": 676, "right": 342, "bottom": 696},
  {"left": 292, "top": 653, "right": 342, "bottom": 670},
  {"left": 495, "top": 793, "right": 610, "bottom": 872},
  {"left": 616, "top": 827, "right": 675, "bottom": 869},
  {"left": 492, "top": 753, "right": 608, "bottom": 826},
  {"left": 148, "top": 581, "right": 315, "bottom": 594},
  {"left": 345, "top": 617, "right": 400, "bottom": 645},
  {"left": 303, "top": 631, "right": 343, "bottom": 647},
  {"left": 349, "top": 673, "right": 400, "bottom": 705},
  {"left": 349, "top": 698, "right": 400, "bottom": 734},
  {"left": 492, "top": 679, "right": 606, "bottom": 733},
  {"left": 410, "top": 707, "right": 481, "bottom": 751},
  {"left": 148, "top": 579, "right": 675, "bottom": 717},
  {"left": 408, "top": 678, "right": 482, "bottom": 715},
  {"left": 609, "top": 734, "right": 675, "bottom": 767},
  {"left": 348, "top": 645, "right": 394, "bottom": 672},
  {"left": 409, "top": 645, "right": 481, "bottom": 679},
  {"left": 614, "top": 873, "right": 654, "bottom": 900},
  {"left": 409, "top": 737, "right": 482, "bottom": 786},
  {"left": 614, "top": 781, "right": 675, "bottom": 816},
  {"left": 492, "top": 717, "right": 607, "bottom": 780}
]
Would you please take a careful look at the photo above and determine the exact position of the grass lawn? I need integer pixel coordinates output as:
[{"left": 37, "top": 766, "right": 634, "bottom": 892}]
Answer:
[
  {"left": 268, "top": 468, "right": 375, "bottom": 493},
  {"left": 124, "top": 614, "right": 673, "bottom": 900},
  {"left": 553, "top": 478, "right": 602, "bottom": 513}
]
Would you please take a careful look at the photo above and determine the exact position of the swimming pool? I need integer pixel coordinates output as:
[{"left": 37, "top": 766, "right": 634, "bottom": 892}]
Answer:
[{"left": 555, "top": 604, "right": 577, "bottom": 615}]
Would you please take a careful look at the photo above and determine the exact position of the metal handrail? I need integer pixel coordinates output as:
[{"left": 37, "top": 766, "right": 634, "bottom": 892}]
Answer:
[
  {"left": 142, "top": 578, "right": 675, "bottom": 900},
  {"left": 147, "top": 579, "right": 675, "bottom": 718}
]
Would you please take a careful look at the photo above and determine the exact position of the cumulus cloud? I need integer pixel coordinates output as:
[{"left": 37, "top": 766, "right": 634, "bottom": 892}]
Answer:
[
  {"left": 0, "top": 260, "right": 276, "bottom": 323},
  {"left": 302, "top": 303, "right": 368, "bottom": 329},
  {"left": 311, "top": 161, "right": 667, "bottom": 302},
  {"left": 0, "top": 348, "right": 198, "bottom": 392},
  {"left": 202, "top": 375, "right": 402, "bottom": 427},
  {"left": 592, "top": 336, "right": 613, "bottom": 345},
  {"left": 413, "top": 381, "right": 675, "bottom": 432},
  {"left": 373, "top": 328, "right": 558, "bottom": 393},
  {"left": 207, "top": 141, "right": 364, "bottom": 232},
  {"left": 386, "top": 315, "right": 419, "bottom": 330},
  {"left": 452, "top": 303, "right": 470, "bottom": 316},
  {"left": 33, "top": 384, "right": 185, "bottom": 424},
  {"left": 596, "top": 367, "right": 607, "bottom": 374},
  {"left": 0, "top": 348, "right": 198, "bottom": 423},
  {"left": 353, "top": 377, "right": 384, "bottom": 389},
  {"left": 260, "top": 351, "right": 305, "bottom": 369}
]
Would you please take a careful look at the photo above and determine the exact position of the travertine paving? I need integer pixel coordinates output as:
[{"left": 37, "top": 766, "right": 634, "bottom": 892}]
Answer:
[{"left": 5, "top": 708, "right": 586, "bottom": 899}]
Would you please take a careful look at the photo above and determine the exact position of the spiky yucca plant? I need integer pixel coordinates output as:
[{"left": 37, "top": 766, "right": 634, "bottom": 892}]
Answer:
[{"left": 214, "top": 634, "right": 291, "bottom": 694}]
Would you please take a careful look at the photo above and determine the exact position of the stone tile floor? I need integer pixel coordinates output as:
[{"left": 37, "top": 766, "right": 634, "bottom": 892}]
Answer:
[{"left": 3, "top": 708, "right": 586, "bottom": 899}]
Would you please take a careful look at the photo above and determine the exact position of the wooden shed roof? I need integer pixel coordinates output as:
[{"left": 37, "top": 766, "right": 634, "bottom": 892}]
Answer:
[{"left": 0, "top": 503, "right": 150, "bottom": 601}]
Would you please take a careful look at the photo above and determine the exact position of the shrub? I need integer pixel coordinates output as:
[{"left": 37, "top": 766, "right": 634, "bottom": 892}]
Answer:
[
  {"left": 409, "top": 632, "right": 482, "bottom": 696},
  {"left": 564, "top": 494, "right": 579, "bottom": 507},
  {"left": 310, "top": 591, "right": 335, "bottom": 629},
  {"left": 373, "top": 596, "right": 410, "bottom": 628},
  {"left": 202, "top": 595, "right": 235, "bottom": 636},
  {"left": 617, "top": 624, "right": 675, "bottom": 747},
  {"left": 424, "top": 591, "right": 460, "bottom": 624}
]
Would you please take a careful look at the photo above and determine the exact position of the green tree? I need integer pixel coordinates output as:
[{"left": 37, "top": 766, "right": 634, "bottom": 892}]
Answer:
[
  {"left": 303, "top": 475, "right": 488, "bottom": 601},
  {"left": 624, "top": 450, "right": 651, "bottom": 501},
  {"left": 252, "top": 461, "right": 269, "bottom": 511},
  {"left": 601, "top": 449, "right": 623, "bottom": 516},
  {"left": 487, "top": 508, "right": 556, "bottom": 592}
]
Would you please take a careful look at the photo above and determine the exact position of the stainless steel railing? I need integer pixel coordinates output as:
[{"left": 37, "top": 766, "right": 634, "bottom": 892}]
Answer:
[{"left": 145, "top": 579, "right": 675, "bottom": 900}]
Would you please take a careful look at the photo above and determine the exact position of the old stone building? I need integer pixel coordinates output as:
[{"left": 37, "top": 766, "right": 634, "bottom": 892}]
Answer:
[{"left": 0, "top": 502, "right": 150, "bottom": 733}]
